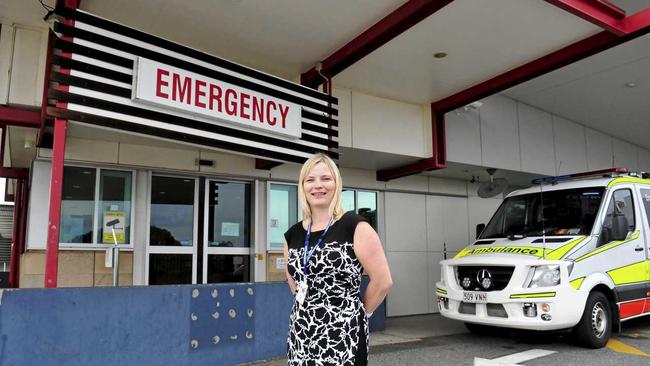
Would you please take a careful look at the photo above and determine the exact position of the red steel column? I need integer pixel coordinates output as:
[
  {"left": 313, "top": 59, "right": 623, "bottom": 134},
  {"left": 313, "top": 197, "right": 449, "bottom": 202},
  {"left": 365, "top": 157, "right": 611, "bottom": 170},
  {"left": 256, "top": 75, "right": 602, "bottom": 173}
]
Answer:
[
  {"left": 8, "top": 179, "right": 22, "bottom": 288},
  {"left": 44, "top": 118, "right": 68, "bottom": 288}
]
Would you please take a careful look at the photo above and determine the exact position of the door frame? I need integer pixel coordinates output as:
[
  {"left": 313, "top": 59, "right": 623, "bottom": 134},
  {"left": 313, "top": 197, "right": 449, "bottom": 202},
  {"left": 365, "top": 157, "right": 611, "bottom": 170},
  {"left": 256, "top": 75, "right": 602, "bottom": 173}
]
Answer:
[
  {"left": 145, "top": 172, "right": 200, "bottom": 285},
  {"left": 202, "top": 177, "right": 254, "bottom": 284}
]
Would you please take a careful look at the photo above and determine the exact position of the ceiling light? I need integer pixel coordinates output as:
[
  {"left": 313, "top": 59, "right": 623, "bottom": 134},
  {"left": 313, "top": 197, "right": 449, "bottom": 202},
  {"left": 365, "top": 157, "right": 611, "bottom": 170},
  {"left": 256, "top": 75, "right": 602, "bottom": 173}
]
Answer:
[
  {"left": 625, "top": 82, "right": 637, "bottom": 88},
  {"left": 433, "top": 52, "right": 447, "bottom": 59}
]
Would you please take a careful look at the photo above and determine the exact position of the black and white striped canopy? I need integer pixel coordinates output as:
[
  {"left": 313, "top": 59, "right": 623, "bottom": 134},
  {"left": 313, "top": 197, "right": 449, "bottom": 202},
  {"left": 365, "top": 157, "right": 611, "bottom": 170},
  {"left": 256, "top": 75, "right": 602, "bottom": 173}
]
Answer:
[{"left": 47, "top": 7, "right": 338, "bottom": 164}]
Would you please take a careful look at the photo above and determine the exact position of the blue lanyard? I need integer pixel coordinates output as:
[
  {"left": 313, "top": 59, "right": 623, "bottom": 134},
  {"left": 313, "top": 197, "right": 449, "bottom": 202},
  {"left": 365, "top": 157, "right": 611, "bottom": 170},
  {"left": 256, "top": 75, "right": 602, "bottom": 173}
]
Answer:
[{"left": 302, "top": 218, "right": 333, "bottom": 275}]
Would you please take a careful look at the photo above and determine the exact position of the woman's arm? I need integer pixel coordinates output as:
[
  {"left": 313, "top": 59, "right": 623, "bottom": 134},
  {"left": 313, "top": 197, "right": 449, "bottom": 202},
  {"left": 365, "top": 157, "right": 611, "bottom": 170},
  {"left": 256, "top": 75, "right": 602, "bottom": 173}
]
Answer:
[
  {"left": 354, "top": 221, "right": 393, "bottom": 314},
  {"left": 284, "top": 241, "right": 296, "bottom": 295}
]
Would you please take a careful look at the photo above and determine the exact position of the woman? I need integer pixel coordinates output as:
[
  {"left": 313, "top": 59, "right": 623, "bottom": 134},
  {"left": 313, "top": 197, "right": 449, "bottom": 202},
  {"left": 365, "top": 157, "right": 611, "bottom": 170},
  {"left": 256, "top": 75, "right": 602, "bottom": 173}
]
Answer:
[{"left": 283, "top": 153, "right": 393, "bottom": 365}]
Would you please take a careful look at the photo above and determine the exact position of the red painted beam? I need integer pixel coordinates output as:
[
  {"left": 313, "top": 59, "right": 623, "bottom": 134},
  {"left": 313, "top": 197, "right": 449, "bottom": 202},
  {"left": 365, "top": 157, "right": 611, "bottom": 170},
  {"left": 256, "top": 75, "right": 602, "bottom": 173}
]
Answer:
[
  {"left": 255, "top": 158, "right": 283, "bottom": 170},
  {"left": 301, "top": 0, "right": 454, "bottom": 88},
  {"left": 38, "top": 31, "right": 55, "bottom": 147},
  {"left": 432, "top": 27, "right": 650, "bottom": 114},
  {"left": 8, "top": 179, "right": 23, "bottom": 288},
  {"left": 0, "top": 106, "right": 41, "bottom": 128},
  {"left": 0, "top": 168, "right": 29, "bottom": 179},
  {"left": 44, "top": 118, "right": 68, "bottom": 288},
  {"left": 378, "top": 7, "right": 650, "bottom": 181},
  {"left": 545, "top": 0, "right": 626, "bottom": 35},
  {"left": 622, "top": 7, "right": 650, "bottom": 33},
  {"left": 9, "top": 179, "right": 20, "bottom": 288}
]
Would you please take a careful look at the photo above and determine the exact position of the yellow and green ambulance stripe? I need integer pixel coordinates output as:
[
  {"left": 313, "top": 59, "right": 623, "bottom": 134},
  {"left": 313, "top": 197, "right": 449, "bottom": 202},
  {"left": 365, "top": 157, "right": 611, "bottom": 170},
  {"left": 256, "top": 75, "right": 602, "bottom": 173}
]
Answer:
[
  {"left": 509, "top": 292, "right": 556, "bottom": 299},
  {"left": 454, "top": 246, "right": 551, "bottom": 259},
  {"left": 570, "top": 277, "right": 585, "bottom": 290},
  {"left": 545, "top": 236, "right": 587, "bottom": 260},
  {"left": 607, "top": 261, "right": 650, "bottom": 285},
  {"left": 575, "top": 231, "right": 640, "bottom": 262}
]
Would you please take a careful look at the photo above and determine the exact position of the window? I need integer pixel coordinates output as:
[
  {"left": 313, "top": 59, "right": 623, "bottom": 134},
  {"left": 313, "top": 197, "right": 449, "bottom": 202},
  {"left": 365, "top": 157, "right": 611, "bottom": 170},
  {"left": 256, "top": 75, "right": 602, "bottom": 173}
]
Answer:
[
  {"left": 481, "top": 188, "right": 605, "bottom": 239},
  {"left": 269, "top": 183, "right": 298, "bottom": 251},
  {"left": 149, "top": 176, "right": 195, "bottom": 246},
  {"left": 268, "top": 184, "right": 379, "bottom": 252},
  {"left": 599, "top": 189, "right": 635, "bottom": 246},
  {"left": 60, "top": 166, "right": 134, "bottom": 246},
  {"left": 640, "top": 189, "right": 650, "bottom": 228},
  {"left": 342, "top": 190, "right": 355, "bottom": 212},
  {"left": 207, "top": 181, "right": 250, "bottom": 248},
  {"left": 342, "top": 189, "right": 378, "bottom": 230}
]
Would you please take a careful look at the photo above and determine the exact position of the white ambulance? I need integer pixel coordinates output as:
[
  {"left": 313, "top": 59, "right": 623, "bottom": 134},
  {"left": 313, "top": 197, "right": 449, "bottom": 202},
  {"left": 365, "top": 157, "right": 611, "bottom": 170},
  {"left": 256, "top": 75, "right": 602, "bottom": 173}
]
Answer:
[{"left": 436, "top": 168, "right": 650, "bottom": 348}]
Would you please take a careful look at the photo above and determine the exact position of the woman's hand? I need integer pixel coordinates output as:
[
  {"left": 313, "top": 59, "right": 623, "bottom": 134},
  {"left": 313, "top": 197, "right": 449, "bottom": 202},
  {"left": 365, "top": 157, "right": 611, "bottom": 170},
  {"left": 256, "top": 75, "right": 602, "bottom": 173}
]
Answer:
[
  {"left": 284, "top": 241, "right": 296, "bottom": 295},
  {"left": 354, "top": 222, "right": 392, "bottom": 315}
]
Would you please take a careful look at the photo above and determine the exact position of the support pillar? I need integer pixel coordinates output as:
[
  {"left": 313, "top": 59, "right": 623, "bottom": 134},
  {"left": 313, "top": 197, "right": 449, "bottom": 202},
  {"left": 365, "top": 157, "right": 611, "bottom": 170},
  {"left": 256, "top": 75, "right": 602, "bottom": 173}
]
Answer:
[
  {"left": 8, "top": 179, "right": 22, "bottom": 287},
  {"left": 44, "top": 118, "right": 68, "bottom": 288}
]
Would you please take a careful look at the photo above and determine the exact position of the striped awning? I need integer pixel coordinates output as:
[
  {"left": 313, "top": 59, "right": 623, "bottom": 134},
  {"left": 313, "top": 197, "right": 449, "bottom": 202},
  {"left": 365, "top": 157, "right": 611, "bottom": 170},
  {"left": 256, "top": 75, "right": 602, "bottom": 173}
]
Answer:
[{"left": 47, "top": 8, "right": 338, "bottom": 164}]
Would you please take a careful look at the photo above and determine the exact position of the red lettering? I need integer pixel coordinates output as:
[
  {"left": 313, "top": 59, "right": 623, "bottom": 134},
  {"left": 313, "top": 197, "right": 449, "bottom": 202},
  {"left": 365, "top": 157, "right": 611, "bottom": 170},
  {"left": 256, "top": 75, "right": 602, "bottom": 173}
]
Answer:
[
  {"left": 156, "top": 69, "right": 169, "bottom": 98},
  {"left": 240, "top": 93, "right": 251, "bottom": 119},
  {"left": 267, "top": 101, "right": 277, "bottom": 126},
  {"left": 172, "top": 74, "right": 192, "bottom": 104},
  {"left": 209, "top": 84, "right": 223, "bottom": 112},
  {"left": 252, "top": 96, "right": 264, "bottom": 123},
  {"left": 225, "top": 89, "right": 237, "bottom": 116},
  {"left": 194, "top": 80, "right": 206, "bottom": 108},
  {"left": 278, "top": 104, "right": 289, "bottom": 129}
]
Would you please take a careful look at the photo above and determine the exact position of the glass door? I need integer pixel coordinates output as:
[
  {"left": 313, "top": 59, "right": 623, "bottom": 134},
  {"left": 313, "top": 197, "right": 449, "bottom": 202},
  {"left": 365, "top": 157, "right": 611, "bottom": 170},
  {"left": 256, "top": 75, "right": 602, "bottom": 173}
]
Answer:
[
  {"left": 202, "top": 179, "right": 252, "bottom": 283},
  {"left": 146, "top": 175, "right": 198, "bottom": 285}
]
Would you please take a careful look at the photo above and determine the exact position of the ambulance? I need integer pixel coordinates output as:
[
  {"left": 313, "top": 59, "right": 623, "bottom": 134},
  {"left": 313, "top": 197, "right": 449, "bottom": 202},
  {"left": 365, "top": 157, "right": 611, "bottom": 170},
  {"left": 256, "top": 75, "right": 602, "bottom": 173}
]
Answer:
[{"left": 435, "top": 168, "right": 650, "bottom": 348}]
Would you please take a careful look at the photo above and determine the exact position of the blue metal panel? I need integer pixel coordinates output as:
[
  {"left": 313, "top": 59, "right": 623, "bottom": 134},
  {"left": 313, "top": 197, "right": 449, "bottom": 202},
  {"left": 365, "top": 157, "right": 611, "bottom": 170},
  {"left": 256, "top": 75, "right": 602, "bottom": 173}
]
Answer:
[
  {"left": 188, "top": 285, "right": 255, "bottom": 350},
  {"left": 0, "top": 280, "right": 384, "bottom": 366}
]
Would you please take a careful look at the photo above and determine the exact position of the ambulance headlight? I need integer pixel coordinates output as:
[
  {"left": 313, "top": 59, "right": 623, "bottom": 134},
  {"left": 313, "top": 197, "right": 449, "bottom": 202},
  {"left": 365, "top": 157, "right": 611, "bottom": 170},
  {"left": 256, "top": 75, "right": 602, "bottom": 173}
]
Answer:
[{"left": 526, "top": 265, "right": 560, "bottom": 288}]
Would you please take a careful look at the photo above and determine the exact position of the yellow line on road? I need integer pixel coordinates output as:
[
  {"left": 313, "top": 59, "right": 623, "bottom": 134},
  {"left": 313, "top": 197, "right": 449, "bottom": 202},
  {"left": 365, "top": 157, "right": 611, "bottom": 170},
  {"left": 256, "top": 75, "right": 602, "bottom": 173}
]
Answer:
[{"left": 607, "top": 339, "right": 650, "bottom": 357}]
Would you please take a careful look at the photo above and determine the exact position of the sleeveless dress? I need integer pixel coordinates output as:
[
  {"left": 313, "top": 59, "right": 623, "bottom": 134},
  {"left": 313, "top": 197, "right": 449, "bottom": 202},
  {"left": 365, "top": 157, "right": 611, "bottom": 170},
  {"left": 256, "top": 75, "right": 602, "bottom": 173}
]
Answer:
[{"left": 284, "top": 211, "right": 369, "bottom": 366}]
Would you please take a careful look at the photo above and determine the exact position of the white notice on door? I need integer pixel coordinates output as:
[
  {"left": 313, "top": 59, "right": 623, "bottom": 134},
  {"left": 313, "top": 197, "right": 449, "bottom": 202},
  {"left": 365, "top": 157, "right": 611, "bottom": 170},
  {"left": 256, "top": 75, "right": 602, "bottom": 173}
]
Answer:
[{"left": 276, "top": 257, "right": 286, "bottom": 270}]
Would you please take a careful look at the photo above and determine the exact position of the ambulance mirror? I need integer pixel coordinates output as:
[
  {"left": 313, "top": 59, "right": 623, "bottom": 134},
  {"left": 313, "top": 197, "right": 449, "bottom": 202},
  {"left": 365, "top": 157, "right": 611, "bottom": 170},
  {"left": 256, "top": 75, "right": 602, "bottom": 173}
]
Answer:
[
  {"left": 476, "top": 223, "right": 486, "bottom": 239},
  {"left": 600, "top": 227, "right": 611, "bottom": 245},
  {"left": 610, "top": 214, "right": 629, "bottom": 242}
]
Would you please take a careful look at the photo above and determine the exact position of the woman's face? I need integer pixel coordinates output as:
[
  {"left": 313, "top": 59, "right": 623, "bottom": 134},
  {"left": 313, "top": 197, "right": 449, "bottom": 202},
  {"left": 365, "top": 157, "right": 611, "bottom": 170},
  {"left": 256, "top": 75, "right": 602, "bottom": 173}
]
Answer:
[{"left": 303, "top": 161, "right": 336, "bottom": 211}]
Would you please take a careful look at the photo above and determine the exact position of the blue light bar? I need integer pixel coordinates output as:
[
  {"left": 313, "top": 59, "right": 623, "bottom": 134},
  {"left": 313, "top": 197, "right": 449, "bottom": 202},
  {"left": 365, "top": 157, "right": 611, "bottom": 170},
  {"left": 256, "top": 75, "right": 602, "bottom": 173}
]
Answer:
[{"left": 531, "top": 168, "right": 628, "bottom": 185}]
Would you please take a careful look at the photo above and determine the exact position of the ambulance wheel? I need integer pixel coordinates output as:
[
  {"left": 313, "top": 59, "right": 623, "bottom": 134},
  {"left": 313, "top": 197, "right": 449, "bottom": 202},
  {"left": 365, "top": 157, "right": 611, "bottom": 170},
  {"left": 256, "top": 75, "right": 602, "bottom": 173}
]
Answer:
[
  {"left": 464, "top": 322, "right": 493, "bottom": 335},
  {"left": 574, "top": 291, "right": 611, "bottom": 348}
]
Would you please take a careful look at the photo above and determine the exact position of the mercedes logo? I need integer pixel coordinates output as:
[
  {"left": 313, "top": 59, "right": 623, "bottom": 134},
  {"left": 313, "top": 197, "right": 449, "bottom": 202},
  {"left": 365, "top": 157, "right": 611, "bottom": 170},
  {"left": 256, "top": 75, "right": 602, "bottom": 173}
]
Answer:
[{"left": 477, "top": 269, "right": 492, "bottom": 290}]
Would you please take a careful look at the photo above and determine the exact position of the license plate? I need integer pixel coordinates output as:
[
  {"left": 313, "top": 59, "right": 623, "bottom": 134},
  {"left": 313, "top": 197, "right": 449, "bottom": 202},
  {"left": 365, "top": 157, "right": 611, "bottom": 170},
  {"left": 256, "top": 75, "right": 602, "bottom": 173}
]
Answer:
[{"left": 463, "top": 291, "right": 487, "bottom": 303}]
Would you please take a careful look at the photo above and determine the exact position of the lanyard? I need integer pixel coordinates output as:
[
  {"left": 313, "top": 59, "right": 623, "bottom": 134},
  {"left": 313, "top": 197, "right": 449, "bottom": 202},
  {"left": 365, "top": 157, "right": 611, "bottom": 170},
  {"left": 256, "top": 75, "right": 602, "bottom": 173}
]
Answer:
[{"left": 302, "top": 217, "right": 333, "bottom": 276}]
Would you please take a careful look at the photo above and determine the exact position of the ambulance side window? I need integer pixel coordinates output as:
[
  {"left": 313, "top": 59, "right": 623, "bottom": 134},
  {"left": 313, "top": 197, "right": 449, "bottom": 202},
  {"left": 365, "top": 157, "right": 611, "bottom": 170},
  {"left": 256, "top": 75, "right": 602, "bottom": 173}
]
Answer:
[
  {"left": 599, "top": 189, "right": 635, "bottom": 246},
  {"left": 640, "top": 189, "right": 650, "bottom": 229}
]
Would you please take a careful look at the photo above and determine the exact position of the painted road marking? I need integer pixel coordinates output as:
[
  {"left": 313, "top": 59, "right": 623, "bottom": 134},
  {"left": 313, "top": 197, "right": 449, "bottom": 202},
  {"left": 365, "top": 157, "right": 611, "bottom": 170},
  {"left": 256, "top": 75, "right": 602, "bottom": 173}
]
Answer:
[
  {"left": 474, "top": 349, "right": 556, "bottom": 365},
  {"left": 607, "top": 339, "right": 649, "bottom": 357}
]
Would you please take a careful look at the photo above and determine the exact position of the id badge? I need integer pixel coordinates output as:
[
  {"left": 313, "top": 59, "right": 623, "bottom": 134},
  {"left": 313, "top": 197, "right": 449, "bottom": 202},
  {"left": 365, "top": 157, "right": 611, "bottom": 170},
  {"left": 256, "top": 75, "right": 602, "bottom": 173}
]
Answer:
[{"left": 296, "top": 282, "right": 308, "bottom": 305}]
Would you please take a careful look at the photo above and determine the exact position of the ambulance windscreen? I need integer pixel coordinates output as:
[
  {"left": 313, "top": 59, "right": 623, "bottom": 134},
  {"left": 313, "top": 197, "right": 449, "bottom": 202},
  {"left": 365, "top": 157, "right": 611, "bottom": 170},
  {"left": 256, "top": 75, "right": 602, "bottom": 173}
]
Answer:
[{"left": 480, "top": 187, "right": 605, "bottom": 239}]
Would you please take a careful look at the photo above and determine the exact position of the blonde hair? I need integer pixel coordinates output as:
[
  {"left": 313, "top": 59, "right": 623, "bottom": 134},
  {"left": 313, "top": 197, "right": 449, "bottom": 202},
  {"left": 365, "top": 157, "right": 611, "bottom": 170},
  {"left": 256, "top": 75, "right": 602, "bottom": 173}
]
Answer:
[{"left": 298, "top": 153, "right": 344, "bottom": 222}]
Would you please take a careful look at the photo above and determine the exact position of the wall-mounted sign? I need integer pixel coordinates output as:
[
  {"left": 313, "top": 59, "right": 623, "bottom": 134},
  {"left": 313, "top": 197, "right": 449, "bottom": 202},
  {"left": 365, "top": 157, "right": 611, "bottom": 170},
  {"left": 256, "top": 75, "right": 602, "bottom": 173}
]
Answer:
[
  {"left": 103, "top": 211, "right": 126, "bottom": 244},
  {"left": 49, "top": 8, "right": 339, "bottom": 164},
  {"left": 133, "top": 58, "right": 301, "bottom": 138}
]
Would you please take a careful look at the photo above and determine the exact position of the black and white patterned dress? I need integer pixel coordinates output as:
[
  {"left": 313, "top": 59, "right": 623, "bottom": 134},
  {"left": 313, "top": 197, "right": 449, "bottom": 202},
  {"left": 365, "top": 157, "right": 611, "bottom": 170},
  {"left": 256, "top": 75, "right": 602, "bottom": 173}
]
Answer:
[{"left": 284, "top": 211, "right": 369, "bottom": 366}]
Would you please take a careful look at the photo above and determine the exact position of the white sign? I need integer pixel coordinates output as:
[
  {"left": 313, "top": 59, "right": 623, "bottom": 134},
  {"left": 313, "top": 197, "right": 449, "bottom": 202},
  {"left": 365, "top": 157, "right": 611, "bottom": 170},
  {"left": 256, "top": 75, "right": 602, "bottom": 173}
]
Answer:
[
  {"left": 133, "top": 57, "right": 301, "bottom": 138},
  {"left": 276, "top": 257, "right": 286, "bottom": 270},
  {"left": 221, "top": 222, "right": 240, "bottom": 237}
]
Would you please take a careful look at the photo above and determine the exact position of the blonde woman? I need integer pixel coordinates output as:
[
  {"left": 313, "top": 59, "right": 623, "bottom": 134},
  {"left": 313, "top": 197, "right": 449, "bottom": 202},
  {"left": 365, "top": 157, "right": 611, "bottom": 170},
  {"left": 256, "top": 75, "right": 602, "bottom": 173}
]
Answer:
[{"left": 283, "top": 153, "right": 393, "bottom": 365}]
